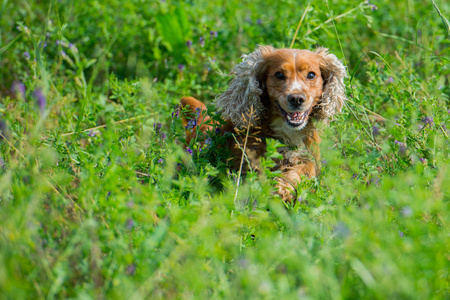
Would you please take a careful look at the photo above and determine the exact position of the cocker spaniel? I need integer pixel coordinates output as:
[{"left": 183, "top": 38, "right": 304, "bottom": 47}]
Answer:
[{"left": 181, "top": 46, "right": 346, "bottom": 202}]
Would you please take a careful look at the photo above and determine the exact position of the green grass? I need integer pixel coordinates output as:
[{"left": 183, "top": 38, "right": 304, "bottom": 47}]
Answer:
[{"left": 1, "top": 0, "right": 449, "bottom": 299}]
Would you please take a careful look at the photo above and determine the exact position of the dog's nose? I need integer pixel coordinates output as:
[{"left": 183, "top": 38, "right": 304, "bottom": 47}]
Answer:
[{"left": 287, "top": 94, "right": 306, "bottom": 108}]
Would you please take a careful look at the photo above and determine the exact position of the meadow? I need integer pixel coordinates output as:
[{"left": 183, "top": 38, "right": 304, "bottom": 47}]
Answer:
[{"left": 0, "top": 0, "right": 449, "bottom": 299}]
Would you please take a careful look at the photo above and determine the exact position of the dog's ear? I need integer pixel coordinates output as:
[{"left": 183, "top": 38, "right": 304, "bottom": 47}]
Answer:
[
  {"left": 315, "top": 48, "right": 347, "bottom": 120},
  {"left": 214, "top": 45, "right": 274, "bottom": 128}
]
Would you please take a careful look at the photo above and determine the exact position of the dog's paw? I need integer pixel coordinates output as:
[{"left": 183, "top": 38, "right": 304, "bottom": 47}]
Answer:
[{"left": 275, "top": 177, "right": 296, "bottom": 203}]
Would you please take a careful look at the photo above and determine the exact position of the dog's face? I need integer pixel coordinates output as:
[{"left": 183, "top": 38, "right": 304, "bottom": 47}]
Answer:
[{"left": 259, "top": 49, "right": 324, "bottom": 131}]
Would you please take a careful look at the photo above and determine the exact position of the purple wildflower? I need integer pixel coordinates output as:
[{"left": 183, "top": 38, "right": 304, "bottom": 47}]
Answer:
[
  {"left": 372, "top": 125, "right": 380, "bottom": 136},
  {"left": 321, "top": 159, "right": 327, "bottom": 165},
  {"left": 401, "top": 206, "right": 413, "bottom": 217},
  {"left": 186, "top": 40, "right": 193, "bottom": 48},
  {"left": 421, "top": 116, "right": 433, "bottom": 125},
  {"left": 370, "top": 4, "right": 378, "bottom": 10},
  {"left": 185, "top": 119, "right": 197, "bottom": 129},
  {"left": 160, "top": 132, "right": 166, "bottom": 140},
  {"left": 186, "top": 147, "right": 193, "bottom": 155},
  {"left": 178, "top": 64, "right": 185, "bottom": 71},
  {"left": 23, "top": 51, "right": 30, "bottom": 60},
  {"left": 69, "top": 43, "right": 79, "bottom": 53},
  {"left": 205, "top": 138, "right": 212, "bottom": 146},
  {"left": 158, "top": 158, "right": 164, "bottom": 164},
  {"left": 334, "top": 222, "right": 351, "bottom": 239},
  {"left": 352, "top": 173, "right": 358, "bottom": 179},
  {"left": 11, "top": 81, "right": 26, "bottom": 99},
  {"left": 33, "top": 89, "right": 46, "bottom": 114},
  {"left": 88, "top": 130, "right": 96, "bottom": 137},
  {"left": 172, "top": 106, "right": 180, "bottom": 118},
  {"left": 419, "top": 157, "right": 426, "bottom": 163},
  {"left": 154, "top": 122, "right": 162, "bottom": 132},
  {"left": 257, "top": 19, "right": 262, "bottom": 25},
  {"left": 60, "top": 50, "right": 67, "bottom": 57},
  {"left": 39, "top": 41, "right": 47, "bottom": 49},
  {"left": 209, "top": 31, "right": 218, "bottom": 39},
  {"left": 369, "top": 176, "right": 380, "bottom": 186},
  {"left": 199, "top": 36, "right": 205, "bottom": 47},
  {"left": 126, "top": 218, "right": 134, "bottom": 230},
  {"left": 398, "top": 230, "right": 404, "bottom": 237},
  {"left": 394, "top": 140, "right": 407, "bottom": 155},
  {"left": 215, "top": 127, "right": 221, "bottom": 134},
  {"left": 107, "top": 191, "right": 111, "bottom": 199},
  {"left": 126, "top": 264, "right": 136, "bottom": 276},
  {"left": 387, "top": 77, "right": 394, "bottom": 83},
  {"left": 195, "top": 107, "right": 201, "bottom": 118}
]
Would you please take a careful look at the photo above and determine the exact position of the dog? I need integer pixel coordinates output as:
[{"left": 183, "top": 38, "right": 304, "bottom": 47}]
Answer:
[{"left": 181, "top": 46, "right": 346, "bottom": 202}]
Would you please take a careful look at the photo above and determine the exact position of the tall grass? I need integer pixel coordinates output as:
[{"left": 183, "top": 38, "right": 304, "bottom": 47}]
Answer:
[{"left": 0, "top": 0, "right": 449, "bottom": 299}]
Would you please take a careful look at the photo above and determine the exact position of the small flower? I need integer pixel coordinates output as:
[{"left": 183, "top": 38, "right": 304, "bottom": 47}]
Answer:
[
  {"left": 370, "top": 4, "right": 378, "bottom": 10},
  {"left": 401, "top": 206, "right": 413, "bottom": 217},
  {"left": 209, "top": 31, "right": 218, "bottom": 39},
  {"left": 154, "top": 122, "right": 162, "bottom": 132},
  {"left": 60, "top": 50, "right": 67, "bottom": 57},
  {"left": 39, "top": 41, "right": 47, "bottom": 49},
  {"left": 172, "top": 106, "right": 180, "bottom": 118},
  {"left": 257, "top": 19, "right": 262, "bottom": 25},
  {"left": 205, "top": 138, "right": 212, "bottom": 146},
  {"left": 199, "top": 36, "right": 205, "bottom": 47},
  {"left": 158, "top": 158, "right": 164, "bottom": 164},
  {"left": 160, "top": 132, "right": 166, "bottom": 140},
  {"left": 126, "top": 264, "right": 136, "bottom": 276},
  {"left": 372, "top": 125, "right": 380, "bottom": 136},
  {"left": 334, "top": 222, "right": 351, "bottom": 239},
  {"left": 215, "top": 127, "right": 221, "bottom": 134},
  {"left": 421, "top": 116, "right": 433, "bottom": 125},
  {"left": 185, "top": 147, "right": 193, "bottom": 155},
  {"left": 321, "top": 159, "right": 327, "bottom": 165},
  {"left": 185, "top": 119, "right": 197, "bottom": 130},
  {"left": 369, "top": 176, "right": 380, "bottom": 186},
  {"left": 387, "top": 76, "right": 394, "bottom": 83},
  {"left": 398, "top": 230, "right": 404, "bottom": 237},
  {"left": 394, "top": 140, "right": 407, "bottom": 155},
  {"left": 186, "top": 40, "right": 193, "bottom": 48},
  {"left": 419, "top": 157, "right": 426, "bottom": 163},
  {"left": 107, "top": 191, "right": 111, "bottom": 199},
  {"left": 33, "top": 89, "right": 46, "bottom": 114},
  {"left": 178, "top": 64, "right": 185, "bottom": 71},
  {"left": 195, "top": 107, "right": 201, "bottom": 118},
  {"left": 126, "top": 218, "right": 134, "bottom": 230},
  {"left": 23, "top": 51, "right": 30, "bottom": 60},
  {"left": 68, "top": 43, "right": 78, "bottom": 52},
  {"left": 88, "top": 130, "right": 96, "bottom": 137},
  {"left": 11, "top": 81, "right": 26, "bottom": 99}
]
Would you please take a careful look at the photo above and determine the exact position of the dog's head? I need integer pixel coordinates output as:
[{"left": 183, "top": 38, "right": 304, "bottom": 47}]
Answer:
[{"left": 215, "top": 46, "right": 347, "bottom": 130}]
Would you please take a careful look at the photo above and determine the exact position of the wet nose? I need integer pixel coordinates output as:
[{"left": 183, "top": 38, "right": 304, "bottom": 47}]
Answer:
[{"left": 287, "top": 94, "right": 306, "bottom": 108}]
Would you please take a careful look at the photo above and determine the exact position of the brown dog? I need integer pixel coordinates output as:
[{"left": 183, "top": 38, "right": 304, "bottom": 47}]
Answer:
[{"left": 181, "top": 46, "right": 346, "bottom": 201}]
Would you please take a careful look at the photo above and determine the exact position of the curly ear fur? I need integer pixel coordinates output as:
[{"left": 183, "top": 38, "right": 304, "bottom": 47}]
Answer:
[
  {"left": 214, "top": 45, "right": 274, "bottom": 128},
  {"left": 314, "top": 47, "right": 347, "bottom": 121}
]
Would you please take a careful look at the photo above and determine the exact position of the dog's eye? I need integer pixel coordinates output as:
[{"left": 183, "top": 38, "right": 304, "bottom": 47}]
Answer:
[
  {"left": 275, "top": 72, "right": 285, "bottom": 80},
  {"left": 307, "top": 72, "right": 316, "bottom": 79}
]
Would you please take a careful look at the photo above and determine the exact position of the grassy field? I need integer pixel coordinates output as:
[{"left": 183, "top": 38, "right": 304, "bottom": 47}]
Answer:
[{"left": 1, "top": 0, "right": 449, "bottom": 299}]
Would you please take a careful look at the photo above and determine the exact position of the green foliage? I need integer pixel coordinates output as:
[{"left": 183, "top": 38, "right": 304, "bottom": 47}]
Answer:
[{"left": 1, "top": 0, "right": 449, "bottom": 299}]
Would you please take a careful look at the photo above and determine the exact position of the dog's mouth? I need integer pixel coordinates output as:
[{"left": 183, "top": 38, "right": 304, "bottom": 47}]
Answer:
[{"left": 277, "top": 103, "right": 311, "bottom": 128}]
